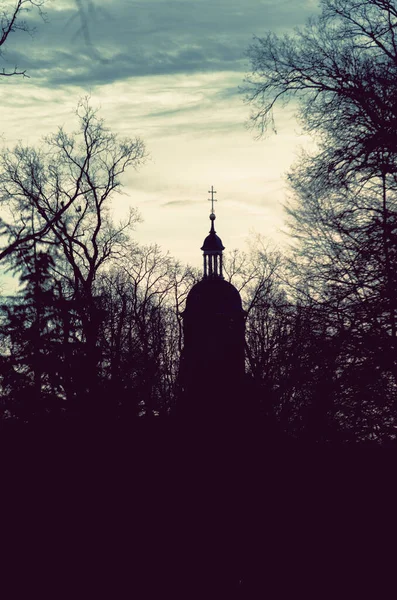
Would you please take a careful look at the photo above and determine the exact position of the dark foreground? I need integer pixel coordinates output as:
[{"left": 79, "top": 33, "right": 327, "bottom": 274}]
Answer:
[{"left": 1, "top": 418, "right": 395, "bottom": 598}]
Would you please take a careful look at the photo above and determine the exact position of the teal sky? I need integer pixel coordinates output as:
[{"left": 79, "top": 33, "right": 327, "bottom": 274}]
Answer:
[{"left": 0, "top": 0, "right": 318, "bottom": 290}]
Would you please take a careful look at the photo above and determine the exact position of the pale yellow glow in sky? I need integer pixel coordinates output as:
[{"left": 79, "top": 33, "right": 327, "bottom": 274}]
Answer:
[
  {"left": 0, "top": 0, "right": 317, "bottom": 294},
  {"left": 1, "top": 72, "right": 307, "bottom": 281}
]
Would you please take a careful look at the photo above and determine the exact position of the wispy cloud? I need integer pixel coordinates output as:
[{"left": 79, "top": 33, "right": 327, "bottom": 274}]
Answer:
[{"left": 162, "top": 199, "right": 196, "bottom": 207}]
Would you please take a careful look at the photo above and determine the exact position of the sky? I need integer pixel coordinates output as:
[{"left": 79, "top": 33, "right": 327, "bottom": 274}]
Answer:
[{"left": 0, "top": 0, "right": 319, "bottom": 288}]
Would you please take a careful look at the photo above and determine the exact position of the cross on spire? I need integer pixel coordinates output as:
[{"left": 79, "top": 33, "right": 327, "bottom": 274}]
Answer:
[{"left": 208, "top": 185, "right": 217, "bottom": 213}]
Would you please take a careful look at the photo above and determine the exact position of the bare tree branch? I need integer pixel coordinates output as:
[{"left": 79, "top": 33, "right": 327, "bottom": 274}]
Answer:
[{"left": 0, "top": 0, "right": 46, "bottom": 77}]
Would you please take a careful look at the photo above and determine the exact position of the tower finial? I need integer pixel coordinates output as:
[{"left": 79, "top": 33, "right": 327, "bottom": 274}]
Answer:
[
  {"left": 202, "top": 186, "right": 224, "bottom": 279},
  {"left": 208, "top": 185, "right": 217, "bottom": 215}
]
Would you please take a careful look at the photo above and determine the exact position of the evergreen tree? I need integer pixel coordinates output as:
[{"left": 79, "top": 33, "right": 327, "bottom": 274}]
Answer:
[{"left": 0, "top": 244, "right": 60, "bottom": 421}]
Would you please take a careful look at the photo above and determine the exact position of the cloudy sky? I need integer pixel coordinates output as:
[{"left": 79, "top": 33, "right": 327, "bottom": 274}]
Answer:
[{"left": 1, "top": 0, "right": 319, "bottom": 280}]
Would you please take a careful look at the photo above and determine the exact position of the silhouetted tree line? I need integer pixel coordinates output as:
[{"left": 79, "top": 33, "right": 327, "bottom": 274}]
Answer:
[
  {"left": 0, "top": 99, "right": 199, "bottom": 423},
  {"left": 1, "top": 0, "right": 397, "bottom": 443}
]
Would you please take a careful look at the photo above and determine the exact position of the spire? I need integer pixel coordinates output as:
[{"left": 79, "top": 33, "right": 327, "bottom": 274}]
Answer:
[{"left": 201, "top": 186, "right": 224, "bottom": 279}]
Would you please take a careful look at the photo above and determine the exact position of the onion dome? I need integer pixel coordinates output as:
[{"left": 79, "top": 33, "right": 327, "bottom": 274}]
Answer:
[{"left": 201, "top": 213, "right": 225, "bottom": 253}]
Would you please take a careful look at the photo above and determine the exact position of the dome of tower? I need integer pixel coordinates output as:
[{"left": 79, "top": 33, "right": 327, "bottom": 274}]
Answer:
[
  {"left": 184, "top": 278, "right": 243, "bottom": 314},
  {"left": 201, "top": 213, "right": 225, "bottom": 252},
  {"left": 201, "top": 231, "right": 225, "bottom": 252}
]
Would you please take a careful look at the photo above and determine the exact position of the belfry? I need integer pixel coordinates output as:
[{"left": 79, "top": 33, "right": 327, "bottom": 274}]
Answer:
[{"left": 179, "top": 187, "right": 246, "bottom": 419}]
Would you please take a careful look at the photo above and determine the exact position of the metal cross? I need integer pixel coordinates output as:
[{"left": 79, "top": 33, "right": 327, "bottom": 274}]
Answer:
[{"left": 208, "top": 186, "right": 217, "bottom": 213}]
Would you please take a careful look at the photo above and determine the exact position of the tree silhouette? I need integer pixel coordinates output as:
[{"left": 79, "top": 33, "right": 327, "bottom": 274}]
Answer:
[
  {"left": 0, "top": 100, "right": 146, "bottom": 420},
  {"left": 0, "top": 0, "right": 46, "bottom": 78},
  {"left": 95, "top": 246, "right": 197, "bottom": 419},
  {"left": 0, "top": 242, "right": 61, "bottom": 421},
  {"left": 243, "top": 0, "right": 397, "bottom": 442}
]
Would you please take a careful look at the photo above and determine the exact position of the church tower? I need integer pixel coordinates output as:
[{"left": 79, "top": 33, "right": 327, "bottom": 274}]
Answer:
[{"left": 179, "top": 187, "right": 246, "bottom": 420}]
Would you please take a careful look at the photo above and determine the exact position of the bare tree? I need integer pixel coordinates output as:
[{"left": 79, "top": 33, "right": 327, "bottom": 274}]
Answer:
[
  {"left": 95, "top": 247, "right": 196, "bottom": 418},
  {"left": 243, "top": 0, "right": 397, "bottom": 441},
  {"left": 0, "top": 99, "right": 146, "bottom": 406},
  {"left": 0, "top": 98, "right": 146, "bottom": 269},
  {"left": 118, "top": 245, "right": 190, "bottom": 417},
  {"left": 1, "top": 0, "right": 46, "bottom": 77},
  {"left": 244, "top": 0, "right": 397, "bottom": 201}
]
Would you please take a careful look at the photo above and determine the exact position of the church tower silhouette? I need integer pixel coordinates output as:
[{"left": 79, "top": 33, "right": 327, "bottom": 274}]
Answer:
[{"left": 179, "top": 187, "right": 246, "bottom": 420}]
